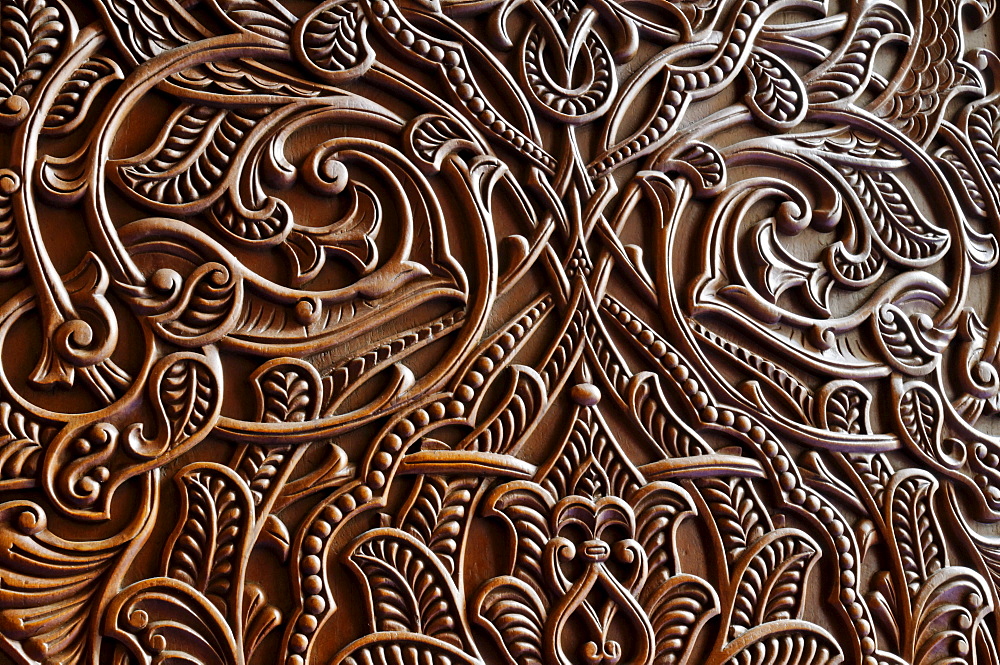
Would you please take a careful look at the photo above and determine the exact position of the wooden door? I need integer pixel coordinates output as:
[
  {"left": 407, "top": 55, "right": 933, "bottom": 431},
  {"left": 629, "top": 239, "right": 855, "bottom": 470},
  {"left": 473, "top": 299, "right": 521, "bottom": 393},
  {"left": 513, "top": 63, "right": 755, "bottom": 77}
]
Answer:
[{"left": 0, "top": 0, "right": 998, "bottom": 661}]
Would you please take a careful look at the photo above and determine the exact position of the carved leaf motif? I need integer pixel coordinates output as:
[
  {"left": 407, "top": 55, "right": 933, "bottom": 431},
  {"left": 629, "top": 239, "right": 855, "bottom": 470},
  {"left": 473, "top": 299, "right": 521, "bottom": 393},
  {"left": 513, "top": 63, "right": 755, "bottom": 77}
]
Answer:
[
  {"left": 402, "top": 476, "right": 477, "bottom": 575},
  {"left": 0, "top": 400, "right": 49, "bottom": 484},
  {"left": 104, "top": 578, "right": 240, "bottom": 665},
  {"left": 406, "top": 114, "right": 485, "bottom": 171},
  {"left": 208, "top": 193, "right": 294, "bottom": 247},
  {"left": 164, "top": 463, "right": 254, "bottom": 608},
  {"left": 824, "top": 241, "right": 885, "bottom": 289},
  {"left": 625, "top": 371, "right": 713, "bottom": 458},
  {"left": 208, "top": 0, "right": 294, "bottom": 42},
  {"left": 908, "top": 567, "right": 993, "bottom": 665},
  {"left": 806, "top": 0, "right": 909, "bottom": 107},
  {"left": 262, "top": 373, "right": 311, "bottom": 422},
  {"left": 952, "top": 517, "right": 1000, "bottom": 609},
  {"left": 93, "top": 0, "right": 202, "bottom": 65},
  {"left": 242, "top": 582, "right": 282, "bottom": 656},
  {"left": 968, "top": 103, "right": 1000, "bottom": 187},
  {"left": 237, "top": 444, "right": 289, "bottom": 495},
  {"left": 259, "top": 513, "right": 290, "bottom": 560},
  {"left": 484, "top": 482, "right": 552, "bottom": 589},
  {"left": 0, "top": 0, "right": 64, "bottom": 123},
  {"left": 816, "top": 380, "right": 872, "bottom": 434},
  {"left": 869, "top": 569, "right": 902, "bottom": 644},
  {"left": 293, "top": 0, "right": 374, "bottom": 82},
  {"left": 714, "top": 622, "right": 844, "bottom": 665},
  {"left": 728, "top": 529, "right": 821, "bottom": 637},
  {"left": 634, "top": 481, "right": 698, "bottom": 580},
  {"left": 170, "top": 59, "right": 333, "bottom": 103},
  {"left": 647, "top": 574, "right": 720, "bottom": 665},
  {"left": 126, "top": 352, "right": 223, "bottom": 459},
  {"left": 336, "top": 635, "right": 483, "bottom": 665},
  {"left": 654, "top": 142, "right": 727, "bottom": 195},
  {"left": 137, "top": 260, "right": 242, "bottom": 346},
  {"left": 839, "top": 167, "right": 949, "bottom": 266},
  {"left": 935, "top": 145, "right": 988, "bottom": 218},
  {"left": 346, "top": 529, "right": 472, "bottom": 650},
  {"left": 542, "top": 406, "right": 643, "bottom": 500},
  {"left": 112, "top": 104, "right": 264, "bottom": 212},
  {"left": 744, "top": 47, "right": 807, "bottom": 130},
  {"left": 0, "top": 170, "right": 20, "bottom": 276},
  {"left": 873, "top": 304, "right": 939, "bottom": 376},
  {"left": 472, "top": 576, "right": 546, "bottom": 665},
  {"left": 251, "top": 357, "right": 323, "bottom": 423},
  {"left": 458, "top": 365, "right": 547, "bottom": 454},
  {"left": 886, "top": 472, "right": 946, "bottom": 592},
  {"left": 896, "top": 383, "right": 943, "bottom": 460},
  {"left": 796, "top": 125, "right": 905, "bottom": 162},
  {"left": 43, "top": 56, "right": 123, "bottom": 135},
  {"left": 698, "top": 477, "right": 769, "bottom": 565},
  {"left": 162, "top": 357, "right": 218, "bottom": 441},
  {"left": 0, "top": 502, "right": 124, "bottom": 664},
  {"left": 848, "top": 453, "right": 894, "bottom": 506}
]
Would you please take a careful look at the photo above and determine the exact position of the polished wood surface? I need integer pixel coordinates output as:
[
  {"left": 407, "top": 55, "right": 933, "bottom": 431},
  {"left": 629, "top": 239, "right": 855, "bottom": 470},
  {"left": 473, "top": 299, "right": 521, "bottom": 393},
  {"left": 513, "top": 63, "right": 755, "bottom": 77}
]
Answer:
[{"left": 0, "top": 0, "right": 998, "bottom": 661}]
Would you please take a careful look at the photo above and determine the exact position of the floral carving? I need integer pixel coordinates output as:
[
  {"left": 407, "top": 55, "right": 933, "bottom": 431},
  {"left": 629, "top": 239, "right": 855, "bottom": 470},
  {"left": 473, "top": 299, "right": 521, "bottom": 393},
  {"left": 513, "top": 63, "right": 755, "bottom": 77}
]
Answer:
[{"left": 0, "top": 0, "right": 996, "bottom": 660}]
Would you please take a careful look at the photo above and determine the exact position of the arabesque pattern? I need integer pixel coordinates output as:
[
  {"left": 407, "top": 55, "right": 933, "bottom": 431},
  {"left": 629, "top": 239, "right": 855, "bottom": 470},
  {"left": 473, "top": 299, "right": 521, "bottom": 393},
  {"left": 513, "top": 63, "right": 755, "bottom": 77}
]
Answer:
[{"left": 0, "top": 0, "right": 999, "bottom": 661}]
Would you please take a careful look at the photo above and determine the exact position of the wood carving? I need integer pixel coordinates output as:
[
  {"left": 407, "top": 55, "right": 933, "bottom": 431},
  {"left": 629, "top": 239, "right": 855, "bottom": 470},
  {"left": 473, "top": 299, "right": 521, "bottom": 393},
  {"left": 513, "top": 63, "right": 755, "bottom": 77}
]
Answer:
[{"left": 0, "top": 0, "right": 998, "bottom": 660}]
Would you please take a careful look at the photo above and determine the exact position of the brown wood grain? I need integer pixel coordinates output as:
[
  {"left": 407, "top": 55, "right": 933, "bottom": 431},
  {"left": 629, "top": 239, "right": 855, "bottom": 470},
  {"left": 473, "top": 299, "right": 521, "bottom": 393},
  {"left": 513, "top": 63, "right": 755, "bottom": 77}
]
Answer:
[{"left": 0, "top": 0, "right": 997, "bottom": 662}]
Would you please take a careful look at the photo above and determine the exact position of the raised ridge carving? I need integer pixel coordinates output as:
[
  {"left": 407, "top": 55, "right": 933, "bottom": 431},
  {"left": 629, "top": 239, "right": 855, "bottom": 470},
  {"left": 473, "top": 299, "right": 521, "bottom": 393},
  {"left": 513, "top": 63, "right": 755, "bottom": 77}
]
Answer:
[{"left": 0, "top": 0, "right": 999, "bottom": 662}]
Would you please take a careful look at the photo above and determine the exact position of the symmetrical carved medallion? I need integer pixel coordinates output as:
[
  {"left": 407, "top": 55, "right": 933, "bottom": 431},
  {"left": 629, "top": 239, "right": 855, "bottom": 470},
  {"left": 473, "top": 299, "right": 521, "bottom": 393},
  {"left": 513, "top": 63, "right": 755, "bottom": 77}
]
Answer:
[{"left": 0, "top": 0, "right": 999, "bottom": 661}]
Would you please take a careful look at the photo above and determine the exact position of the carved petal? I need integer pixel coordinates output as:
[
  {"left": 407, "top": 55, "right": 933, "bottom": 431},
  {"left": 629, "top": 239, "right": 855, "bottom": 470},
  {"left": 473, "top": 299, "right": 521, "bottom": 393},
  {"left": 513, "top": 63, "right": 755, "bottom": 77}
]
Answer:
[
  {"left": 104, "top": 577, "right": 241, "bottom": 665},
  {"left": 0, "top": 501, "right": 127, "bottom": 664},
  {"left": 727, "top": 528, "right": 822, "bottom": 637},
  {"left": 472, "top": 576, "right": 546, "bottom": 665},
  {"left": 335, "top": 634, "right": 483, "bottom": 665},
  {"left": 714, "top": 621, "right": 843, "bottom": 665},
  {"left": 647, "top": 574, "right": 720, "bottom": 665},
  {"left": 163, "top": 463, "right": 256, "bottom": 616},
  {"left": 344, "top": 529, "right": 475, "bottom": 651},
  {"left": 745, "top": 46, "right": 808, "bottom": 130}
]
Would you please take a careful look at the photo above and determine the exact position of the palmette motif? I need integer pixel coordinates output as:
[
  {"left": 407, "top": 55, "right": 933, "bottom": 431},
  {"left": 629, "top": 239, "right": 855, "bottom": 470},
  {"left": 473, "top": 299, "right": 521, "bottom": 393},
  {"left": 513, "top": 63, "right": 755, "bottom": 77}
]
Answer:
[{"left": 0, "top": 0, "right": 998, "bottom": 659}]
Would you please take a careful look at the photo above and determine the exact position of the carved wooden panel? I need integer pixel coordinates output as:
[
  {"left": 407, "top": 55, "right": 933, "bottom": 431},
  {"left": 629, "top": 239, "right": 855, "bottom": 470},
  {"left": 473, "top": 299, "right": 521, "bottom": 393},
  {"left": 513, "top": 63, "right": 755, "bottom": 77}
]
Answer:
[{"left": 1, "top": 0, "right": 999, "bottom": 661}]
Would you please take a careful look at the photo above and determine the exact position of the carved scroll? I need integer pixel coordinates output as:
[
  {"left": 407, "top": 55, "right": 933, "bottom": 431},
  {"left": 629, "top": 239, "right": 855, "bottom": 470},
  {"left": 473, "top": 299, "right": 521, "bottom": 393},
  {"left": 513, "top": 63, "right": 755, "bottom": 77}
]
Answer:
[{"left": 0, "top": 0, "right": 999, "bottom": 661}]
